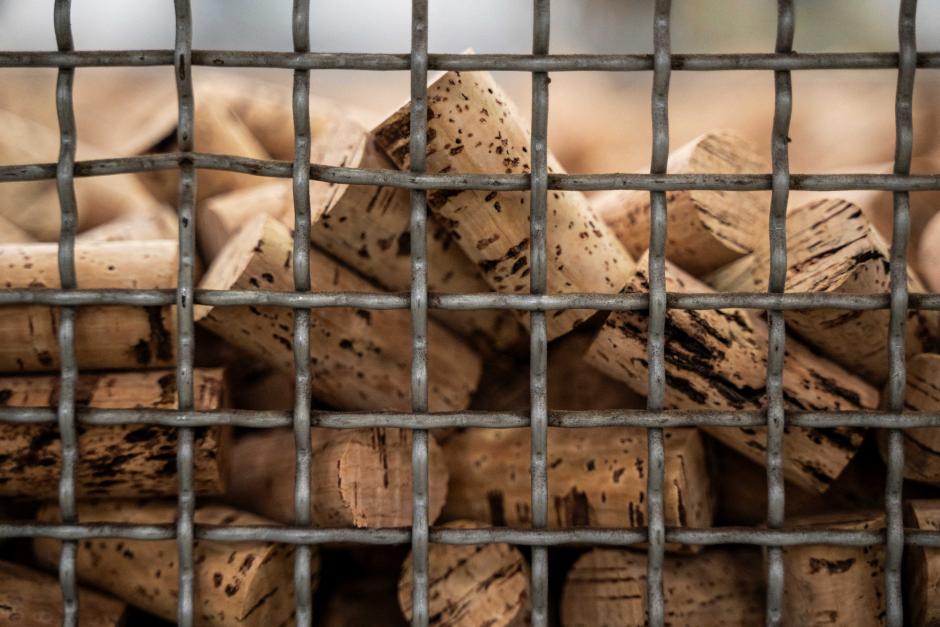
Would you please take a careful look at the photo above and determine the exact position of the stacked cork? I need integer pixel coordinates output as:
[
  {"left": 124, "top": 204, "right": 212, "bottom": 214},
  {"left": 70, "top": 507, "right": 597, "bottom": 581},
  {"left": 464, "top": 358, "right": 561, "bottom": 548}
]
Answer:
[{"left": 1, "top": 66, "right": 939, "bottom": 626}]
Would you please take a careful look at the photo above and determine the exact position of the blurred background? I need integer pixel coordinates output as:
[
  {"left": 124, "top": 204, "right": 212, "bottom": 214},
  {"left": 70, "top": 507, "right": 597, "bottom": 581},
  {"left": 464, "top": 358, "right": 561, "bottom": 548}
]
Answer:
[{"left": 0, "top": 0, "right": 938, "bottom": 174}]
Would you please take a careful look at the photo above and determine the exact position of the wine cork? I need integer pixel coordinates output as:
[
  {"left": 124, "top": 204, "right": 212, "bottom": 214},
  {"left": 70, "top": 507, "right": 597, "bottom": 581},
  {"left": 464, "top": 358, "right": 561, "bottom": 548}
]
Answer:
[
  {"left": 0, "top": 368, "right": 227, "bottom": 498},
  {"left": 906, "top": 499, "right": 940, "bottom": 627},
  {"left": 227, "top": 427, "right": 447, "bottom": 528},
  {"left": 398, "top": 520, "right": 530, "bottom": 627},
  {"left": 707, "top": 198, "right": 940, "bottom": 384},
  {"left": 441, "top": 427, "right": 712, "bottom": 543},
  {"left": 0, "top": 240, "right": 177, "bottom": 372},
  {"left": 781, "top": 511, "right": 885, "bottom": 627},
  {"left": 875, "top": 353, "right": 940, "bottom": 484},
  {"left": 594, "top": 130, "right": 770, "bottom": 276},
  {"left": 373, "top": 69, "right": 635, "bottom": 340},
  {"left": 585, "top": 251, "right": 878, "bottom": 493},
  {"left": 196, "top": 214, "right": 482, "bottom": 412},
  {"left": 0, "top": 559, "right": 127, "bottom": 627},
  {"left": 561, "top": 548, "right": 764, "bottom": 627},
  {"left": 0, "top": 108, "right": 166, "bottom": 241},
  {"left": 34, "top": 500, "right": 315, "bottom": 627},
  {"left": 198, "top": 118, "right": 525, "bottom": 352}
]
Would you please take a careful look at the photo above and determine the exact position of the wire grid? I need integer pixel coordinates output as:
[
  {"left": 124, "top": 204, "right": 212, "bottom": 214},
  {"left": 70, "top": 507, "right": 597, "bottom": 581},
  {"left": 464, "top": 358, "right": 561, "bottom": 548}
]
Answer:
[{"left": 0, "top": 1, "right": 938, "bottom": 626}]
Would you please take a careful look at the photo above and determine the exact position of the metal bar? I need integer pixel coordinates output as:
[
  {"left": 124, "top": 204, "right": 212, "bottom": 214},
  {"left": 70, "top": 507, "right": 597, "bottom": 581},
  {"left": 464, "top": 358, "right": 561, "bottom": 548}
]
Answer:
[
  {"left": 7, "top": 287, "right": 940, "bottom": 311},
  {"left": 172, "top": 1, "right": 197, "bottom": 624},
  {"left": 408, "top": 1, "right": 430, "bottom": 625},
  {"left": 290, "top": 1, "right": 315, "bottom": 624},
  {"left": 646, "top": 2, "right": 671, "bottom": 625},
  {"left": 8, "top": 522, "right": 940, "bottom": 548},
  {"left": 529, "top": 1, "right": 551, "bottom": 625},
  {"left": 765, "top": 2, "right": 794, "bottom": 624},
  {"left": 5, "top": 156, "right": 940, "bottom": 193},
  {"left": 6, "top": 406, "right": 940, "bottom": 429},
  {"left": 52, "top": 1, "right": 79, "bottom": 624},
  {"left": 885, "top": 1, "right": 917, "bottom": 624},
  {"left": 2, "top": 49, "right": 940, "bottom": 71}
]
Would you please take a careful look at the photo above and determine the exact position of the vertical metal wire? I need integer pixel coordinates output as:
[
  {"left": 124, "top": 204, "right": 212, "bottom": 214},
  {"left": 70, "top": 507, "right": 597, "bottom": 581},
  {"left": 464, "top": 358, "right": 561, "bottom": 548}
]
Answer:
[
  {"left": 529, "top": 1, "right": 550, "bottom": 625},
  {"left": 173, "top": 1, "right": 197, "bottom": 624},
  {"left": 645, "top": 1, "right": 671, "bottom": 625},
  {"left": 885, "top": 1, "right": 917, "bottom": 624},
  {"left": 52, "top": 1, "right": 79, "bottom": 624},
  {"left": 290, "top": 1, "right": 315, "bottom": 624},
  {"left": 765, "top": 2, "right": 794, "bottom": 624},
  {"left": 408, "top": 1, "right": 430, "bottom": 625}
]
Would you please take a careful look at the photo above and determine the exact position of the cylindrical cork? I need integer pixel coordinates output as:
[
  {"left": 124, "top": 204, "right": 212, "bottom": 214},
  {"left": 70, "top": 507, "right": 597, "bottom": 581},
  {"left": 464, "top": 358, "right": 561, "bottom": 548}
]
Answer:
[
  {"left": 0, "top": 108, "right": 166, "bottom": 241},
  {"left": 585, "top": 251, "right": 878, "bottom": 494},
  {"left": 398, "top": 520, "right": 530, "bottom": 627},
  {"left": 198, "top": 115, "right": 526, "bottom": 353},
  {"left": 76, "top": 206, "right": 179, "bottom": 243},
  {"left": 875, "top": 353, "right": 940, "bottom": 484},
  {"left": 0, "top": 213, "right": 35, "bottom": 244},
  {"left": 0, "top": 368, "right": 227, "bottom": 498},
  {"left": 136, "top": 92, "right": 272, "bottom": 204},
  {"left": 227, "top": 427, "right": 447, "bottom": 528},
  {"left": 906, "top": 499, "right": 940, "bottom": 627},
  {"left": 0, "top": 240, "right": 178, "bottom": 372},
  {"left": 918, "top": 210, "right": 940, "bottom": 292},
  {"left": 594, "top": 129, "right": 770, "bottom": 276},
  {"left": 781, "top": 511, "right": 885, "bottom": 627},
  {"left": 0, "top": 559, "right": 127, "bottom": 627},
  {"left": 196, "top": 214, "right": 482, "bottom": 412},
  {"left": 373, "top": 69, "right": 635, "bottom": 340},
  {"left": 441, "top": 427, "right": 713, "bottom": 547},
  {"left": 560, "top": 548, "right": 765, "bottom": 626},
  {"left": 34, "top": 500, "right": 316, "bottom": 627},
  {"left": 707, "top": 197, "right": 940, "bottom": 384}
]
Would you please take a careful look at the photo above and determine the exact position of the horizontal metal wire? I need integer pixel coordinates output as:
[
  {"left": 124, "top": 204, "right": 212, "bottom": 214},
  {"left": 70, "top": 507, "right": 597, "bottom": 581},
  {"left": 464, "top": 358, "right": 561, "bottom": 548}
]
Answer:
[
  {"left": 2, "top": 155, "right": 940, "bottom": 193},
  {"left": 0, "top": 50, "right": 938, "bottom": 71},
  {"left": 1, "top": 522, "right": 938, "bottom": 548},
  {"left": 3, "top": 288, "right": 940, "bottom": 310},
  {"left": 3, "top": 407, "right": 940, "bottom": 429}
]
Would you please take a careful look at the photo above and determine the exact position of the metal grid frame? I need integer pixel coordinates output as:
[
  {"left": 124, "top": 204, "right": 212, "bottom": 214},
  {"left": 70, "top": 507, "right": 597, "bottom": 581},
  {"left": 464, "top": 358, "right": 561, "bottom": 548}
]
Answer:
[{"left": 0, "top": 1, "right": 939, "bottom": 626}]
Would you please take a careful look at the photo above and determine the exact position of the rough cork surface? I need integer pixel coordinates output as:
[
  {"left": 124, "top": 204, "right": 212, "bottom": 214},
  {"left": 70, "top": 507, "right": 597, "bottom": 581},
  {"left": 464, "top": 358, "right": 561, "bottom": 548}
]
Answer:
[
  {"left": 874, "top": 354, "right": 940, "bottom": 485},
  {"left": 906, "top": 500, "right": 940, "bottom": 627},
  {"left": 398, "top": 521, "right": 530, "bottom": 627},
  {"left": 197, "top": 214, "right": 481, "bottom": 412},
  {"left": 586, "top": 252, "right": 878, "bottom": 493},
  {"left": 374, "top": 70, "right": 634, "bottom": 340},
  {"left": 707, "top": 197, "right": 940, "bottom": 383},
  {"left": 442, "top": 427, "right": 712, "bottom": 544},
  {"left": 0, "top": 559, "right": 127, "bottom": 626},
  {"left": 781, "top": 511, "right": 886, "bottom": 627},
  {"left": 34, "top": 501, "right": 314, "bottom": 627},
  {"left": 594, "top": 129, "right": 770, "bottom": 276},
  {"left": 228, "top": 427, "right": 448, "bottom": 528},
  {"left": 0, "top": 368, "right": 227, "bottom": 498},
  {"left": 0, "top": 240, "right": 177, "bottom": 372},
  {"left": 561, "top": 548, "right": 764, "bottom": 626}
]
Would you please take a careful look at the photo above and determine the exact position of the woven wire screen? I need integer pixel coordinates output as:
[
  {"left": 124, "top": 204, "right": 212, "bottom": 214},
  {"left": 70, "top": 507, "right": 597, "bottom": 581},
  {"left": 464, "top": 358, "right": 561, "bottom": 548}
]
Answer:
[{"left": 1, "top": 0, "right": 940, "bottom": 626}]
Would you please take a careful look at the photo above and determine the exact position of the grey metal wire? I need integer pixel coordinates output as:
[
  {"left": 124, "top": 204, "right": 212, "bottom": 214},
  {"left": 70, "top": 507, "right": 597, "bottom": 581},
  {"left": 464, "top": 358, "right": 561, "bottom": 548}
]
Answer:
[
  {"left": 885, "top": 1, "right": 918, "bottom": 624},
  {"left": 52, "top": 1, "right": 79, "bottom": 625},
  {"left": 172, "top": 0, "right": 197, "bottom": 624},
  {"left": 2, "top": 49, "right": 940, "bottom": 71},
  {"left": 645, "top": 1, "right": 671, "bottom": 624},
  {"left": 764, "top": 2, "right": 794, "bottom": 624},
  {"left": 6, "top": 155, "right": 940, "bottom": 192},
  {"left": 408, "top": 1, "right": 430, "bottom": 625},
  {"left": 290, "top": 1, "right": 315, "bottom": 624},
  {"left": 0, "top": 3, "right": 938, "bottom": 626},
  {"left": 530, "top": 1, "right": 551, "bottom": 625}
]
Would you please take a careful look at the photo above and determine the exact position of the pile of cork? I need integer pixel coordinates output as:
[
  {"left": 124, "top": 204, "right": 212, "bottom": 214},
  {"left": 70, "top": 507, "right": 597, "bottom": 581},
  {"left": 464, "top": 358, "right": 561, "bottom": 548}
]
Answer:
[{"left": 2, "top": 66, "right": 940, "bottom": 626}]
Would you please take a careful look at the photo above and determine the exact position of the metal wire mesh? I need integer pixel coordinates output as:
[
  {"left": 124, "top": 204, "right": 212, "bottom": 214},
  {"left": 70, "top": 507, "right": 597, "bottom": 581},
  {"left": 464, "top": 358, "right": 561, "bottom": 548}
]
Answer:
[{"left": 0, "top": 1, "right": 938, "bottom": 626}]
